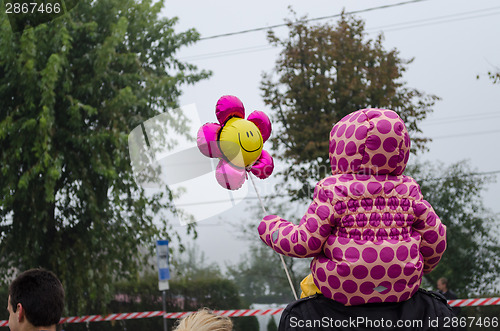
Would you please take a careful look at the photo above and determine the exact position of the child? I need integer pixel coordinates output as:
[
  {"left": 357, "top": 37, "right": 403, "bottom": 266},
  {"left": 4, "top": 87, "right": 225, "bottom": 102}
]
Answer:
[{"left": 258, "top": 108, "right": 446, "bottom": 306}]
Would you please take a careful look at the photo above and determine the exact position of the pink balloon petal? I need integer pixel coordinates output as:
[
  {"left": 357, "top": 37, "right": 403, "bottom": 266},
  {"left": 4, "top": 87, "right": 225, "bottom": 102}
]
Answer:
[
  {"left": 216, "top": 160, "right": 246, "bottom": 190},
  {"left": 250, "top": 150, "right": 274, "bottom": 179},
  {"left": 216, "top": 95, "right": 245, "bottom": 124},
  {"left": 248, "top": 110, "right": 272, "bottom": 142},
  {"left": 197, "top": 123, "right": 222, "bottom": 158}
]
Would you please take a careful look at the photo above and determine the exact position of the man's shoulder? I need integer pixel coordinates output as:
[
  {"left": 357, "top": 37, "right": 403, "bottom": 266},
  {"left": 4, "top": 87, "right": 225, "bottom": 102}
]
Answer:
[
  {"left": 444, "top": 290, "right": 458, "bottom": 300},
  {"left": 278, "top": 290, "right": 458, "bottom": 330}
]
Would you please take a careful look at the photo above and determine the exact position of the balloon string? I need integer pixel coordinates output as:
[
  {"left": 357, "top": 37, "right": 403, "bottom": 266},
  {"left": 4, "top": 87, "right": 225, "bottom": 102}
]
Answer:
[
  {"left": 249, "top": 172, "right": 268, "bottom": 215},
  {"left": 249, "top": 174, "right": 299, "bottom": 300}
]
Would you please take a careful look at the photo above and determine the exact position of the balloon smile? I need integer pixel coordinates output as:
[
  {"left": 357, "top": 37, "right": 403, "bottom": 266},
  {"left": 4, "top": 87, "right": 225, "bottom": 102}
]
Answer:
[
  {"left": 197, "top": 95, "right": 274, "bottom": 190},
  {"left": 238, "top": 132, "right": 262, "bottom": 152}
]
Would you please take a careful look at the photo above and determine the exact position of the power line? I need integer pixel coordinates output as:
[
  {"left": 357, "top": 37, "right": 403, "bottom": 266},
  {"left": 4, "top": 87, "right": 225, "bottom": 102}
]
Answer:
[
  {"left": 378, "top": 10, "right": 500, "bottom": 33},
  {"left": 199, "top": 0, "right": 428, "bottom": 41},
  {"left": 421, "top": 170, "right": 500, "bottom": 182},
  {"left": 183, "top": 6, "right": 500, "bottom": 61},
  {"left": 367, "top": 6, "right": 500, "bottom": 32},
  {"left": 432, "top": 129, "right": 500, "bottom": 140},
  {"left": 174, "top": 170, "right": 500, "bottom": 207},
  {"left": 424, "top": 111, "right": 500, "bottom": 126},
  {"left": 175, "top": 195, "right": 281, "bottom": 207},
  {"left": 180, "top": 44, "right": 272, "bottom": 61}
]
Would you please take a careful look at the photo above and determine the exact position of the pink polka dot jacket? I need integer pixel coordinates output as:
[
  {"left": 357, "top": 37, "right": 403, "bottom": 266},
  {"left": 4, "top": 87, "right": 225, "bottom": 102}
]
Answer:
[{"left": 258, "top": 108, "right": 446, "bottom": 306}]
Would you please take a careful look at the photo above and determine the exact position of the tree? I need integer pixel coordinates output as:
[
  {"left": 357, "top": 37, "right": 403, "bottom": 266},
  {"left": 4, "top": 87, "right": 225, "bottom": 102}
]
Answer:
[
  {"left": 407, "top": 161, "right": 500, "bottom": 297},
  {"left": 227, "top": 242, "right": 309, "bottom": 305},
  {"left": 0, "top": 0, "right": 210, "bottom": 314},
  {"left": 267, "top": 316, "right": 278, "bottom": 331},
  {"left": 167, "top": 244, "right": 259, "bottom": 331},
  {"left": 168, "top": 277, "right": 262, "bottom": 331},
  {"left": 477, "top": 64, "right": 500, "bottom": 84},
  {"left": 258, "top": 10, "right": 500, "bottom": 303},
  {"left": 261, "top": 11, "right": 439, "bottom": 200},
  {"left": 170, "top": 243, "right": 222, "bottom": 282},
  {"left": 66, "top": 270, "right": 260, "bottom": 331},
  {"left": 229, "top": 196, "right": 310, "bottom": 305},
  {"left": 487, "top": 70, "right": 500, "bottom": 84}
]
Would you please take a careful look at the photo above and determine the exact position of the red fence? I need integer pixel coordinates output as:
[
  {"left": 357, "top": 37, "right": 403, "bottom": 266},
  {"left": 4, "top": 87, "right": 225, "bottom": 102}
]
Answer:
[{"left": 1, "top": 298, "right": 499, "bottom": 327}]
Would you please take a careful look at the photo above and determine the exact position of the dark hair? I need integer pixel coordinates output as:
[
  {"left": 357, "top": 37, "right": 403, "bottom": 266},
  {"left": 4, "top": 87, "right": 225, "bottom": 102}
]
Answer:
[
  {"left": 438, "top": 277, "right": 449, "bottom": 286},
  {"left": 9, "top": 268, "right": 65, "bottom": 327}
]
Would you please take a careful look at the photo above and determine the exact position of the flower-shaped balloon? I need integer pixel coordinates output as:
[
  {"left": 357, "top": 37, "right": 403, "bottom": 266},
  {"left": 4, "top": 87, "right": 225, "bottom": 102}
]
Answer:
[{"left": 197, "top": 95, "right": 274, "bottom": 190}]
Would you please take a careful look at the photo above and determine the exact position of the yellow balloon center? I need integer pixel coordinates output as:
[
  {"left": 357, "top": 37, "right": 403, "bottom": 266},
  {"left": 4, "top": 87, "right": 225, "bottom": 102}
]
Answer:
[{"left": 219, "top": 117, "right": 263, "bottom": 168}]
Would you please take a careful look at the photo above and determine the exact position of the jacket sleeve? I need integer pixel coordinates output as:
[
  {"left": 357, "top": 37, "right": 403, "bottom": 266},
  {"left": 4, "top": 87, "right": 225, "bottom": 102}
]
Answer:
[
  {"left": 412, "top": 199, "right": 447, "bottom": 274},
  {"left": 257, "top": 183, "right": 335, "bottom": 258}
]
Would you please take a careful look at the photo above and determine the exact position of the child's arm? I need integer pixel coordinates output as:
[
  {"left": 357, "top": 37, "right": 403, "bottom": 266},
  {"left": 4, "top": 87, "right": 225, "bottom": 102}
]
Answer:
[
  {"left": 412, "top": 199, "right": 447, "bottom": 274},
  {"left": 257, "top": 183, "right": 335, "bottom": 258}
]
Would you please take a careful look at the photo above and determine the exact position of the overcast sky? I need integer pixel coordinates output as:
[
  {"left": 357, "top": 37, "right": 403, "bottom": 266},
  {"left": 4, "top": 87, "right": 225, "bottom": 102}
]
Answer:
[{"left": 156, "top": 0, "right": 500, "bottom": 269}]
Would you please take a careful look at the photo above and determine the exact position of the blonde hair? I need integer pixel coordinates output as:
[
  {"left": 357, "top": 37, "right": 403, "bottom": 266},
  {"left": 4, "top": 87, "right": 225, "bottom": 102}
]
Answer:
[{"left": 174, "top": 308, "right": 233, "bottom": 331}]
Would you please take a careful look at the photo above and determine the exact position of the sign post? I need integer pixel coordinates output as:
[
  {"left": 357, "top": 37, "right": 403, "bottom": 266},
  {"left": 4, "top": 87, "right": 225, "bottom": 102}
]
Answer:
[{"left": 156, "top": 240, "right": 170, "bottom": 331}]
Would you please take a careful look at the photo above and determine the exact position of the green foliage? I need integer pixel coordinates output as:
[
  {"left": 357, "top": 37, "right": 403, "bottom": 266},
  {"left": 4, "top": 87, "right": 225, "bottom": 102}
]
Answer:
[
  {"left": 170, "top": 276, "right": 242, "bottom": 312},
  {"left": 261, "top": 10, "right": 439, "bottom": 200},
  {"left": 168, "top": 244, "right": 259, "bottom": 331},
  {"left": 168, "top": 276, "right": 259, "bottom": 331},
  {"left": 461, "top": 303, "right": 500, "bottom": 331},
  {"left": 0, "top": 286, "right": 7, "bottom": 321},
  {"left": 407, "top": 160, "right": 500, "bottom": 296},
  {"left": 169, "top": 243, "right": 222, "bottom": 282},
  {"left": 0, "top": 0, "right": 210, "bottom": 315},
  {"left": 267, "top": 316, "right": 278, "bottom": 331},
  {"left": 477, "top": 64, "right": 500, "bottom": 84},
  {"left": 62, "top": 273, "right": 166, "bottom": 331},
  {"left": 228, "top": 242, "right": 309, "bottom": 305},
  {"left": 60, "top": 270, "right": 258, "bottom": 331},
  {"left": 257, "top": 9, "right": 499, "bottom": 304},
  {"left": 488, "top": 70, "right": 500, "bottom": 84},
  {"left": 4, "top": 0, "right": 79, "bottom": 33}
]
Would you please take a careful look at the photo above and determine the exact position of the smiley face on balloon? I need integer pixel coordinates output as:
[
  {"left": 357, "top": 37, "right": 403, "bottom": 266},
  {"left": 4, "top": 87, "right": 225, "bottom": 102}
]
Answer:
[{"left": 197, "top": 95, "right": 274, "bottom": 190}]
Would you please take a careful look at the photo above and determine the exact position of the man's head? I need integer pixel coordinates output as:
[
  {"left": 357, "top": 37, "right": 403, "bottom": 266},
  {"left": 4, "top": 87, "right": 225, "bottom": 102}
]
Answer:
[
  {"left": 7, "top": 269, "right": 64, "bottom": 331},
  {"left": 437, "top": 277, "right": 449, "bottom": 292}
]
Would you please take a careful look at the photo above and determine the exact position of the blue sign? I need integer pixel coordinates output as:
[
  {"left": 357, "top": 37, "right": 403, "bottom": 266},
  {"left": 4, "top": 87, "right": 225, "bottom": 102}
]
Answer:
[{"left": 156, "top": 240, "right": 170, "bottom": 282}]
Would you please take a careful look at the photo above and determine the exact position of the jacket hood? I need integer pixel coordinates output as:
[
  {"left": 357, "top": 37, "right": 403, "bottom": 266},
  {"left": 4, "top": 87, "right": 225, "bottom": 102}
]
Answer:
[{"left": 329, "top": 108, "right": 410, "bottom": 176}]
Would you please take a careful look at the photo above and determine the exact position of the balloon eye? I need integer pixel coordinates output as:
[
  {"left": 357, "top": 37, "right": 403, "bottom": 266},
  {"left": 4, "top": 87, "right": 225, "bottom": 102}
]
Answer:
[
  {"left": 246, "top": 132, "right": 249, "bottom": 138},
  {"left": 250, "top": 131, "right": 254, "bottom": 137}
]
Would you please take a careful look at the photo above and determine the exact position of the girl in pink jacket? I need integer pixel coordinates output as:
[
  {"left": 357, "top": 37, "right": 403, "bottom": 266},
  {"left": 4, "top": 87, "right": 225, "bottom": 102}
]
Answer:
[{"left": 258, "top": 108, "right": 446, "bottom": 306}]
